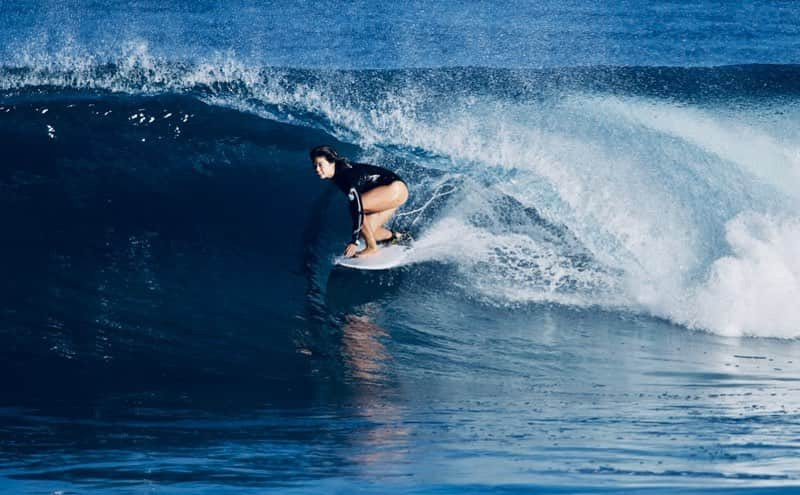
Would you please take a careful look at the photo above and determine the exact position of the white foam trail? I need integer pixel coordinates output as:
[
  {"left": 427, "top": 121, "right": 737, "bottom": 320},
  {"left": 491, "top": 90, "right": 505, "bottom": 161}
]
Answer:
[{"left": 408, "top": 216, "right": 622, "bottom": 308}]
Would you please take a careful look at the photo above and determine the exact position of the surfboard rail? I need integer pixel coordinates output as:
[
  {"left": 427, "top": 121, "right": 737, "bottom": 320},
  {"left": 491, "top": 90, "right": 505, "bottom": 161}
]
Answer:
[{"left": 334, "top": 244, "right": 411, "bottom": 270}]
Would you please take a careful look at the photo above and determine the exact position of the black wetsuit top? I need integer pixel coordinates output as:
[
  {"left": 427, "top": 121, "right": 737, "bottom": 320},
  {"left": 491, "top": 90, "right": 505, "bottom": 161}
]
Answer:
[{"left": 331, "top": 161, "right": 404, "bottom": 244}]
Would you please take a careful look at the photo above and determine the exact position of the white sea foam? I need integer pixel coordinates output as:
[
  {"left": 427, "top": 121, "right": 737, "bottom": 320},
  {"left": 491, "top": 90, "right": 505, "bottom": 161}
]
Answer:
[{"left": 679, "top": 213, "right": 800, "bottom": 338}]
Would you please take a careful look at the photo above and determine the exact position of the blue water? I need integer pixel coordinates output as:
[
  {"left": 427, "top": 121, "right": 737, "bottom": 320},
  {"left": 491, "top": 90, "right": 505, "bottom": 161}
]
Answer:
[{"left": 2, "top": 1, "right": 800, "bottom": 493}]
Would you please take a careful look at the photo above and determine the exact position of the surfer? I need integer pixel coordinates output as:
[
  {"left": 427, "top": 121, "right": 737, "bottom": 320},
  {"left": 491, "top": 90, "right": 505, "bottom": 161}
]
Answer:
[{"left": 310, "top": 145, "right": 409, "bottom": 258}]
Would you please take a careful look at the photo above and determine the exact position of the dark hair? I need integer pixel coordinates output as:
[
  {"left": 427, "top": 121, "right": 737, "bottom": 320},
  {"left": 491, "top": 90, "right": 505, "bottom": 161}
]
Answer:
[{"left": 309, "top": 145, "right": 350, "bottom": 167}]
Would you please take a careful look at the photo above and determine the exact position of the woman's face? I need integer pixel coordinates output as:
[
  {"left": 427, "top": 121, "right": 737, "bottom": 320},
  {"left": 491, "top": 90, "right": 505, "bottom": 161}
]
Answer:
[{"left": 313, "top": 156, "right": 336, "bottom": 179}]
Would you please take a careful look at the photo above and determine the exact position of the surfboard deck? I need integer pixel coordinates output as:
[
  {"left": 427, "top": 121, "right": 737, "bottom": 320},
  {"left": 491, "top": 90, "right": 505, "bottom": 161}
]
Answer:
[{"left": 334, "top": 244, "right": 411, "bottom": 270}]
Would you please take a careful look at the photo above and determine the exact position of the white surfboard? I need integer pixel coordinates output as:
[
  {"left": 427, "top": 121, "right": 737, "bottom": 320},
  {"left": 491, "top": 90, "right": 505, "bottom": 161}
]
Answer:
[{"left": 334, "top": 244, "right": 411, "bottom": 270}]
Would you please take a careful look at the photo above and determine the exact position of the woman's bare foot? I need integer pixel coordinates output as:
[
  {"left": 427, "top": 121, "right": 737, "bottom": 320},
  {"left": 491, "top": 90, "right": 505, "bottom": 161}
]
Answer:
[{"left": 356, "top": 246, "right": 380, "bottom": 257}]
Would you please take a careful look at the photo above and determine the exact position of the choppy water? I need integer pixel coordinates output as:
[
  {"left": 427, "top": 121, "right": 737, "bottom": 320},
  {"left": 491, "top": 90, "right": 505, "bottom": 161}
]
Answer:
[{"left": 2, "top": 1, "right": 800, "bottom": 493}]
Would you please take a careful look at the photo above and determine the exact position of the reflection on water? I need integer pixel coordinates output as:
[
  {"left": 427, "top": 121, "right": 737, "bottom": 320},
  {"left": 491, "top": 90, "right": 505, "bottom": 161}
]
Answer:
[
  {"left": 338, "top": 304, "right": 411, "bottom": 472},
  {"left": 341, "top": 305, "right": 391, "bottom": 383},
  {"left": 3, "top": 284, "right": 800, "bottom": 493}
]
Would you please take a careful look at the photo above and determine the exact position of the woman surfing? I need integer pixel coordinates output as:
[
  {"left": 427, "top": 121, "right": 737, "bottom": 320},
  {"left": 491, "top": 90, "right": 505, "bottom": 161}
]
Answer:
[{"left": 310, "top": 145, "right": 409, "bottom": 258}]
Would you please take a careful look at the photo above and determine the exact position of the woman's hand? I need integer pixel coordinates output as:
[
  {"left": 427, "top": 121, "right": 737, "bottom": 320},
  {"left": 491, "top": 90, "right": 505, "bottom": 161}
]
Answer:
[{"left": 343, "top": 243, "right": 359, "bottom": 258}]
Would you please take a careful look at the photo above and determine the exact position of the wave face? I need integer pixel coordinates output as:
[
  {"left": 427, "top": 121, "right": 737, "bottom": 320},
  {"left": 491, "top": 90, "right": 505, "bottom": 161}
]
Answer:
[{"left": 2, "top": 59, "right": 800, "bottom": 344}]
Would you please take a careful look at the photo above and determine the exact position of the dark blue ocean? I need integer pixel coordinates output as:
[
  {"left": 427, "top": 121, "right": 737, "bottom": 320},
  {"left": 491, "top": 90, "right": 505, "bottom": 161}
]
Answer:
[{"left": 2, "top": 1, "right": 800, "bottom": 493}]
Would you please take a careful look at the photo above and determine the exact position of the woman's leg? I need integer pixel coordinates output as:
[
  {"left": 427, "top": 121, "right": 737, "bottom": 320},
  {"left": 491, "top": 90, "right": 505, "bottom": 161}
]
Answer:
[
  {"left": 363, "top": 207, "right": 398, "bottom": 242},
  {"left": 360, "top": 181, "right": 409, "bottom": 213},
  {"left": 358, "top": 181, "right": 408, "bottom": 255}
]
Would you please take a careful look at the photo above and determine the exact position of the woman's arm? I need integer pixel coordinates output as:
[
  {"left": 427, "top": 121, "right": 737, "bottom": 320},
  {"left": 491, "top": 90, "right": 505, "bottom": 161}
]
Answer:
[{"left": 345, "top": 186, "right": 364, "bottom": 250}]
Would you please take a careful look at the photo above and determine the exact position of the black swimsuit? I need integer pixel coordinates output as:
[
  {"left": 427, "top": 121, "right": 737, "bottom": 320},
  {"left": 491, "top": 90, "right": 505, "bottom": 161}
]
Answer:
[{"left": 331, "top": 162, "right": 404, "bottom": 244}]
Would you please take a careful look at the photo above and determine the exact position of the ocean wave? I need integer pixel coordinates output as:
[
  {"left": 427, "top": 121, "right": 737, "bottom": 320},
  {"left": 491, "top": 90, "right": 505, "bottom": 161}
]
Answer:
[{"left": 3, "top": 49, "right": 800, "bottom": 338}]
